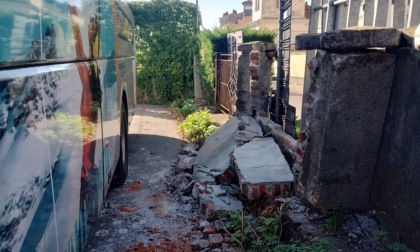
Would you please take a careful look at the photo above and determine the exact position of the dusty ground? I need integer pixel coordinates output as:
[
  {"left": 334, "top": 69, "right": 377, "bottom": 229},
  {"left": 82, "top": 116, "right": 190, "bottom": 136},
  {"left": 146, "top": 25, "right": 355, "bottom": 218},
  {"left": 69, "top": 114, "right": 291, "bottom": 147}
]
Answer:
[{"left": 86, "top": 104, "right": 224, "bottom": 252}]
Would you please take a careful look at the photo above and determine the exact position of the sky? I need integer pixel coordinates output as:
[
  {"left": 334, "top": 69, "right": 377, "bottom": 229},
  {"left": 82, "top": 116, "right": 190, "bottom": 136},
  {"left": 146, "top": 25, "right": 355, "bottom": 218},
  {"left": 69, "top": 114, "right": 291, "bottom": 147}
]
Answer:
[
  {"left": 127, "top": 0, "right": 311, "bottom": 29},
  {"left": 126, "top": 0, "right": 246, "bottom": 29},
  {"left": 183, "top": 0, "right": 244, "bottom": 29}
]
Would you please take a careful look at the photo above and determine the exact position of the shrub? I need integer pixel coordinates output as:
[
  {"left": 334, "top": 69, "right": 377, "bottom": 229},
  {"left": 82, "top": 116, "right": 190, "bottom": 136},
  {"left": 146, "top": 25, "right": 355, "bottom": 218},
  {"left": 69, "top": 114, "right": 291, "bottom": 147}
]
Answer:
[
  {"left": 129, "top": 0, "right": 200, "bottom": 104},
  {"left": 178, "top": 110, "right": 217, "bottom": 145}
]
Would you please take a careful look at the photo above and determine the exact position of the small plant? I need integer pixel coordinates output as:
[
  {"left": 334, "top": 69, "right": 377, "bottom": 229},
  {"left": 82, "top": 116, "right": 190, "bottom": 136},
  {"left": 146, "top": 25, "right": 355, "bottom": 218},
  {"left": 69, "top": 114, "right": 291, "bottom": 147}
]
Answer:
[
  {"left": 372, "top": 229, "right": 414, "bottom": 252},
  {"left": 372, "top": 229, "right": 389, "bottom": 248},
  {"left": 178, "top": 110, "right": 217, "bottom": 146},
  {"left": 387, "top": 242, "right": 414, "bottom": 252},
  {"left": 323, "top": 209, "right": 343, "bottom": 235},
  {"left": 275, "top": 237, "right": 330, "bottom": 252},
  {"left": 295, "top": 119, "right": 301, "bottom": 139},
  {"left": 219, "top": 210, "right": 329, "bottom": 252}
]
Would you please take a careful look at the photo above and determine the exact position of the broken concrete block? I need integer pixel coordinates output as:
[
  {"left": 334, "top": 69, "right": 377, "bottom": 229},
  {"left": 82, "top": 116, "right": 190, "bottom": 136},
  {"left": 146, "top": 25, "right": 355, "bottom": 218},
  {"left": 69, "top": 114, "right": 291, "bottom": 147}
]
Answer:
[
  {"left": 232, "top": 138, "right": 294, "bottom": 200},
  {"left": 192, "top": 167, "right": 216, "bottom": 185},
  {"left": 175, "top": 156, "right": 194, "bottom": 174},
  {"left": 296, "top": 27, "right": 401, "bottom": 50},
  {"left": 193, "top": 117, "right": 241, "bottom": 175},
  {"left": 193, "top": 116, "right": 262, "bottom": 182},
  {"left": 180, "top": 142, "right": 198, "bottom": 155},
  {"left": 191, "top": 239, "right": 210, "bottom": 250},
  {"left": 194, "top": 184, "right": 243, "bottom": 219},
  {"left": 209, "top": 233, "right": 224, "bottom": 249},
  {"left": 297, "top": 223, "right": 324, "bottom": 238},
  {"left": 170, "top": 174, "right": 191, "bottom": 189}
]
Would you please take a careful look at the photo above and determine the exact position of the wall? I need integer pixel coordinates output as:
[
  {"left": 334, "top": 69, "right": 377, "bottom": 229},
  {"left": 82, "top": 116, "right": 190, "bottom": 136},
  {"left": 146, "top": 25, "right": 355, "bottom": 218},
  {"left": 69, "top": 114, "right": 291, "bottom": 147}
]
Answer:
[
  {"left": 252, "top": 0, "right": 262, "bottom": 22},
  {"left": 370, "top": 48, "right": 420, "bottom": 251}
]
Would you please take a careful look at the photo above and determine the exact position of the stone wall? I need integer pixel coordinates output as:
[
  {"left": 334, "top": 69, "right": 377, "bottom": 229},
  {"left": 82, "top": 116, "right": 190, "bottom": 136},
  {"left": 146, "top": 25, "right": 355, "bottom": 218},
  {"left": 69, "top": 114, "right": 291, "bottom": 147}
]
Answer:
[{"left": 369, "top": 48, "right": 420, "bottom": 251}]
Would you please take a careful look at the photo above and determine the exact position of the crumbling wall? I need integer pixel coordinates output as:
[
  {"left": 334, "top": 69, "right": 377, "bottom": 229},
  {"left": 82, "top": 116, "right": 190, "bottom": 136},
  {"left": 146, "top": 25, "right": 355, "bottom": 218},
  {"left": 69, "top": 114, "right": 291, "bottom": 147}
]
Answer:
[{"left": 370, "top": 48, "right": 420, "bottom": 250}]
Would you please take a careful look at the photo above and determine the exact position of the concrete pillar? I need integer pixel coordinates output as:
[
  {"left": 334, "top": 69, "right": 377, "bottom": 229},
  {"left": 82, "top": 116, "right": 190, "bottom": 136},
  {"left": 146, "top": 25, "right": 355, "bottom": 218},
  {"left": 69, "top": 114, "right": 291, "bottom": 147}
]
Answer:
[
  {"left": 298, "top": 50, "right": 395, "bottom": 210},
  {"left": 236, "top": 44, "right": 252, "bottom": 116}
]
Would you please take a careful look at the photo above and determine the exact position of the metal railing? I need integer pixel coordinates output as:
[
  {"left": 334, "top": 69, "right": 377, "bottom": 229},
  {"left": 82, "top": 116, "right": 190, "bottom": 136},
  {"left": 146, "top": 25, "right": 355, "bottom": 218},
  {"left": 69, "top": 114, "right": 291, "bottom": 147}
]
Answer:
[
  {"left": 274, "top": 0, "right": 294, "bottom": 136},
  {"left": 312, "top": 0, "right": 420, "bottom": 33}
]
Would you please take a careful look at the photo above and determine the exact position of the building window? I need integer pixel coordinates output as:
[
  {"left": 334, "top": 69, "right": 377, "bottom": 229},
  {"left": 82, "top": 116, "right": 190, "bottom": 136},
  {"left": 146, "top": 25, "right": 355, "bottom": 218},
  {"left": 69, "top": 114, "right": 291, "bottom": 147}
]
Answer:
[{"left": 255, "top": 0, "right": 260, "bottom": 11}]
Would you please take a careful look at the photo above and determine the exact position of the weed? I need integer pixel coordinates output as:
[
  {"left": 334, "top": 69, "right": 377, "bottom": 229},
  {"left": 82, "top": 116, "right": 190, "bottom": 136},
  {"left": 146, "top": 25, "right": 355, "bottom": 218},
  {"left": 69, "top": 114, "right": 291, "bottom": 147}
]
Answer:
[
  {"left": 219, "top": 210, "right": 329, "bottom": 252},
  {"left": 275, "top": 237, "right": 330, "bottom": 252},
  {"left": 372, "top": 229, "right": 389, "bottom": 248},
  {"left": 323, "top": 209, "right": 343, "bottom": 235},
  {"left": 295, "top": 119, "right": 301, "bottom": 139},
  {"left": 372, "top": 229, "right": 414, "bottom": 252},
  {"left": 387, "top": 242, "right": 414, "bottom": 252}
]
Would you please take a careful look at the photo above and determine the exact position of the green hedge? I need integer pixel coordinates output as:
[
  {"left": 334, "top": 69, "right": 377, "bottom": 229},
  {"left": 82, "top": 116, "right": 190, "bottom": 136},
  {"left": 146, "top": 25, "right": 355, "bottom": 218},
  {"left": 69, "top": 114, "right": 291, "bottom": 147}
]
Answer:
[{"left": 129, "top": 0, "right": 200, "bottom": 104}]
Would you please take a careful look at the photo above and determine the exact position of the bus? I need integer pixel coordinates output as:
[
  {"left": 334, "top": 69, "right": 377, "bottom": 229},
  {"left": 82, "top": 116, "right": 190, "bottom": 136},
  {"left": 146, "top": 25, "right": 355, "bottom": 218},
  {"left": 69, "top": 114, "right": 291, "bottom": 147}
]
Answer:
[{"left": 0, "top": 0, "right": 136, "bottom": 251}]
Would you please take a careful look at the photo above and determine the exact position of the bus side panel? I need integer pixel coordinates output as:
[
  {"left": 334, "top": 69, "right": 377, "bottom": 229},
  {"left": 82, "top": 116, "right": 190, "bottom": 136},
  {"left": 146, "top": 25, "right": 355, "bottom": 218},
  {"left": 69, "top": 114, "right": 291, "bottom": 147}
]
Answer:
[
  {"left": 0, "top": 62, "right": 104, "bottom": 251},
  {"left": 98, "top": 58, "right": 119, "bottom": 193},
  {"left": 115, "top": 0, "right": 137, "bottom": 118}
]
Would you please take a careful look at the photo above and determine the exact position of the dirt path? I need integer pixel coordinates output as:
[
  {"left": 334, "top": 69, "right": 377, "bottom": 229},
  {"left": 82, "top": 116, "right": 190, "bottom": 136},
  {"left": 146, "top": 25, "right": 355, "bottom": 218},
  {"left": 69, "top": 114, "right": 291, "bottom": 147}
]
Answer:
[{"left": 87, "top": 104, "right": 200, "bottom": 252}]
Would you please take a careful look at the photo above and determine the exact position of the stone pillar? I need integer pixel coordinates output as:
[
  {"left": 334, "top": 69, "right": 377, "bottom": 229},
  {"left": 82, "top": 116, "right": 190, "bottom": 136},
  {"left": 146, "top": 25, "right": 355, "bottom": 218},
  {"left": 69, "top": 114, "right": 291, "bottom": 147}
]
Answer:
[
  {"left": 295, "top": 28, "right": 399, "bottom": 210},
  {"left": 237, "top": 42, "right": 276, "bottom": 116},
  {"left": 236, "top": 44, "right": 252, "bottom": 115}
]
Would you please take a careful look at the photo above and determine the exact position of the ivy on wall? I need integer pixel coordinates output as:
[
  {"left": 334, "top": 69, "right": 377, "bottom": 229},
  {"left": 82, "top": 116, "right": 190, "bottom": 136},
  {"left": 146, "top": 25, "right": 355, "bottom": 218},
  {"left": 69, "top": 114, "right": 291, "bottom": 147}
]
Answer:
[
  {"left": 198, "top": 27, "right": 277, "bottom": 103},
  {"left": 129, "top": 0, "right": 200, "bottom": 104}
]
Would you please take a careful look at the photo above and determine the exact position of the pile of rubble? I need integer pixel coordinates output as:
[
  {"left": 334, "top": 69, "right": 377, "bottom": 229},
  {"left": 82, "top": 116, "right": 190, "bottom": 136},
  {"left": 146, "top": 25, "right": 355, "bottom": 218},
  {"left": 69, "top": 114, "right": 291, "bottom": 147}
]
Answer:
[
  {"left": 166, "top": 115, "right": 389, "bottom": 251},
  {"left": 168, "top": 116, "right": 294, "bottom": 219}
]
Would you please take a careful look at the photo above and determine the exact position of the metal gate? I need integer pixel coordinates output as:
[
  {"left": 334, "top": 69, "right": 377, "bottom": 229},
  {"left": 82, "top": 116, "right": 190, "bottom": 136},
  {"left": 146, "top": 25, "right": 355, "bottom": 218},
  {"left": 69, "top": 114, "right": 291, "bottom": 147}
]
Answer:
[{"left": 214, "top": 53, "right": 235, "bottom": 114}]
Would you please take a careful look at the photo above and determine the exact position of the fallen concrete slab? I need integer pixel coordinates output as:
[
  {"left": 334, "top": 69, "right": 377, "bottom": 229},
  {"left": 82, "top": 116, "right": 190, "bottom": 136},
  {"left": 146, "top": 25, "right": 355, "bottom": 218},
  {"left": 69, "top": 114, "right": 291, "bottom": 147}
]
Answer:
[
  {"left": 232, "top": 137, "right": 294, "bottom": 200},
  {"left": 193, "top": 116, "right": 262, "bottom": 182}
]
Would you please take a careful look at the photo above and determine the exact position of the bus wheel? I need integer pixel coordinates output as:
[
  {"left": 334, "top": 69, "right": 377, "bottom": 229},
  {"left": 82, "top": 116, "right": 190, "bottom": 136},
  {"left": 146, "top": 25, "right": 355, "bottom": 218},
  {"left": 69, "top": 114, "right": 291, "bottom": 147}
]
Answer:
[{"left": 111, "top": 103, "right": 128, "bottom": 187}]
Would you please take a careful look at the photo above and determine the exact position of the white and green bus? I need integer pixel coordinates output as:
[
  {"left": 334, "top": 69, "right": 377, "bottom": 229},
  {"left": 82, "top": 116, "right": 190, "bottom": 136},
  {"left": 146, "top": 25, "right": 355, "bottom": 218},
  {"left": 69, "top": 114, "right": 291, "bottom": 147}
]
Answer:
[{"left": 0, "top": 0, "right": 136, "bottom": 251}]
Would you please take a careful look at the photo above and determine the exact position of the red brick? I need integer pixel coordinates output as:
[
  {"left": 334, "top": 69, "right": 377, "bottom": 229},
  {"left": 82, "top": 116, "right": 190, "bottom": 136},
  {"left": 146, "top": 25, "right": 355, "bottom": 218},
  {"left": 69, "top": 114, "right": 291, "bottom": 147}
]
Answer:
[
  {"left": 250, "top": 52, "right": 260, "bottom": 65},
  {"left": 240, "top": 182, "right": 292, "bottom": 200},
  {"left": 250, "top": 86, "right": 260, "bottom": 91},
  {"left": 299, "top": 132, "right": 307, "bottom": 141},
  {"left": 306, "top": 95, "right": 314, "bottom": 105},
  {"left": 203, "top": 225, "right": 216, "bottom": 235}
]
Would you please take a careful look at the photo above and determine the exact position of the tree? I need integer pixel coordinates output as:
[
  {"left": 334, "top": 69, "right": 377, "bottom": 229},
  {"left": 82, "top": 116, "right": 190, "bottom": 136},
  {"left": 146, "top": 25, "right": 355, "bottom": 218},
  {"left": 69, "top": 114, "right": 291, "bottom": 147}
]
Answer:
[{"left": 129, "top": 0, "right": 201, "bottom": 104}]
